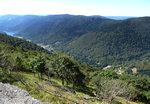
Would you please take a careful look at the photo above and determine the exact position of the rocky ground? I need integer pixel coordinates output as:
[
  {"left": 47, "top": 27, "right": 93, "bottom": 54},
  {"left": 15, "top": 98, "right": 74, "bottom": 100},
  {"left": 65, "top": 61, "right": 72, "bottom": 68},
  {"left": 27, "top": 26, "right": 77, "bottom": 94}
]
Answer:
[{"left": 0, "top": 82, "right": 51, "bottom": 104}]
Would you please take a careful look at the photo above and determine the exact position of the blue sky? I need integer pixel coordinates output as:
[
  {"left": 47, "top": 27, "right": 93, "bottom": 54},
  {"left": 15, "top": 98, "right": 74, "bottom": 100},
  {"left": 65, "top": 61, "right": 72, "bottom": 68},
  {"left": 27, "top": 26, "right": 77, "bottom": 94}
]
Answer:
[{"left": 0, "top": 0, "right": 149, "bottom": 16}]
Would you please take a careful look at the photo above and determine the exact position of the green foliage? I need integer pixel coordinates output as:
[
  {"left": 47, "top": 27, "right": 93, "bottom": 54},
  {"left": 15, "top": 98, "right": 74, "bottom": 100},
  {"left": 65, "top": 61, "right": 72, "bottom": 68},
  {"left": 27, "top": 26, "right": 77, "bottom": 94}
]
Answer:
[
  {"left": 0, "top": 51, "right": 12, "bottom": 74},
  {"left": 0, "top": 15, "right": 150, "bottom": 70},
  {"left": 93, "top": 77, "right": 138, "bottom": 103},
  {"left": 63, "top": 29, "right": 150, "bottom": 67},
  {"left": 119, "top": 74, "right": 150, "bottom": 102},
  {"left": 143, "top": 91, "right": 150, "bottom": 100},
  {"left": 0, "top": 15, "right": 150, "bottom": 103},
  {"left": 0, "top": 33, "right": 49, "bottom": 53},
  {"left": 90, "top": 69, "right": 150, "bottom": 103},
  {"left": 30, "top": 56, "right": 48, "bottom": 78},
  {"left": 0, "top": 40, "right": 87, "bottom": 88},
  {"left": 90, "top": 69, "right": 119, "bottom": 80},
  {"left": 49, "top": 54, "right": 85, "bottom": 87},
  {"left": 134, "top": 61, "right": 150, "bottom": 76},
  {"left": 0, "top": 71, "right": 15, "bottom": 83},
  {"left": 120, "top": 75, "right": 150, "bottom": 91}
]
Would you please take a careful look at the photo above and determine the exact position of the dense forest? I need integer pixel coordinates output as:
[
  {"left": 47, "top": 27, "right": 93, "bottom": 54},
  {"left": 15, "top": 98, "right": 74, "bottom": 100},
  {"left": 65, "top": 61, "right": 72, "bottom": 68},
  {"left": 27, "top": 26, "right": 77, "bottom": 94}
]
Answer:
[
  {"left": 0, "top": 15, "right": 149, "bottom": 69},
  {"left": 63, "top": 17, "right": 150, "bottom": 67}
]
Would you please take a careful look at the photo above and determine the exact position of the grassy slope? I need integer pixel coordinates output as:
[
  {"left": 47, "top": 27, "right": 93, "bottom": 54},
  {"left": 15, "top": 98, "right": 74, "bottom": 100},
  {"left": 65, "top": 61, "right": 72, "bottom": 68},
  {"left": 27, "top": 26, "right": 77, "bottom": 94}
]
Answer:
[
  {"left": 1, "top": 71, "right": 142, "bottom": 104},
  {"left": 7, "top": 72, "right": 101, "bottom": 104},
  {"left": 0, "top": 42, "right": 101, "bottom": 104}
]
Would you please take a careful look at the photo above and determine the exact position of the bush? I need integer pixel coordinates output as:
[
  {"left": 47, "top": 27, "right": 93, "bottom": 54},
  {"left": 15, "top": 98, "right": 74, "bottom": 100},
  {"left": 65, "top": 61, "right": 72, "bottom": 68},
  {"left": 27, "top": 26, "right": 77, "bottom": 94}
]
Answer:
[{"left": 92, "top": 77, "right": 138, "bottom": 103}]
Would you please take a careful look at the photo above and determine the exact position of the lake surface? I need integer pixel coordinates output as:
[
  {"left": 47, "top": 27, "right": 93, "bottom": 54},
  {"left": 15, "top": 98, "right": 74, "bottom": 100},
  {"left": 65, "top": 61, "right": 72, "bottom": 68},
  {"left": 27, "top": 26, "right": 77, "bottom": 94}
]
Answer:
[
  {"left": 3, "top": 31, "right": 23, "bottom": 39},
  {"left": 4, "top": 31, "right": 15, "bottom": 36}
]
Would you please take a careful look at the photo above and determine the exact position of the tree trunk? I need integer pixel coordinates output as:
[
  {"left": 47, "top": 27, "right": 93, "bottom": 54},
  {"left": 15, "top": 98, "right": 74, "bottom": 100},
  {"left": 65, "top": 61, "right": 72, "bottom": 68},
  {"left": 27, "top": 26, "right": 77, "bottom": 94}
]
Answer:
[
  {"left": 62, "top": 78, "right": 64, "bottom": 85},
  {"left": 47, "top": 72, "right": 50, "bottom": 79}
]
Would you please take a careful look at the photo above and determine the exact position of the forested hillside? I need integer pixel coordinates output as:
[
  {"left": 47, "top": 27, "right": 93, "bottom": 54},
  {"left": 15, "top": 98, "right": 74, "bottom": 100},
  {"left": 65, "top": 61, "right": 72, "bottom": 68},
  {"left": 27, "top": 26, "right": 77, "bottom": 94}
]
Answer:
[
  {"left": 63, "top": 17, "right": 150, "bottom": 67},
  {"left": 0, "top": 15, "right": 149, "bottom": 71},
  {"left": 0, "top": 14, "right": 111, "bottom": 43},
  {"left": 0, "top": 34, "right": 150, "bottom": 104},
  {"left": 0, "top": 33, "right": 49, "bottom": 53},
  {"left": 0, "top": 34, "right": 92, "bottom": 103}
]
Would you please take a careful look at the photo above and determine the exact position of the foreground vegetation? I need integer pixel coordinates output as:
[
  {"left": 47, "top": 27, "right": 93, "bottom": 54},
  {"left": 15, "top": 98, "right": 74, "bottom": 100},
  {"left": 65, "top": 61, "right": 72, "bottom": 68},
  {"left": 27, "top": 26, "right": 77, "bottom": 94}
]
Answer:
[{"left": 0, "top": 33, "right": 150, "bottom": 104}]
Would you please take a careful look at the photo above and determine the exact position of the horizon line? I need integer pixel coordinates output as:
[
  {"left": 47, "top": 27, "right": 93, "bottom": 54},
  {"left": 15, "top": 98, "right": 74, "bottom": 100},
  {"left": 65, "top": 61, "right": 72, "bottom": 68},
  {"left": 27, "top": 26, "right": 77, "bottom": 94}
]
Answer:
[{"left": 0, "top": 13, "right": 145, "bottom": 17}]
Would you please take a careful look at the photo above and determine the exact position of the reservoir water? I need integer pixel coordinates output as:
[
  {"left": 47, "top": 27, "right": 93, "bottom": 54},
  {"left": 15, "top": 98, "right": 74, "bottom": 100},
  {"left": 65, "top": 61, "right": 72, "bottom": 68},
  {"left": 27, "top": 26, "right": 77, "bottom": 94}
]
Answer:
[
  {"left": 4, "top": 31, "right": 15, "bottom": 36},
  {"left": 4, "top": 31, "right": 22, "bottom": 39}
]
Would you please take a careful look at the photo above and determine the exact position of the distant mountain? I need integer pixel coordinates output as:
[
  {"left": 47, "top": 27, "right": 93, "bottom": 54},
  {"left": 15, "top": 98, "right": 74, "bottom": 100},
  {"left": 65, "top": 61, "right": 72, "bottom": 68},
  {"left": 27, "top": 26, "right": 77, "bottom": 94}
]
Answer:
[
  {"left": 0, "top": 15, "right": 39, "bottom": 31},
  {"left": 88, "top": 15, "right": 136, "bottom": 20},
  {"left": 62, "top": 17, "right": 150, "bottom": 66},
  {"left": 0, "top": 14, "right": 111, "bottom": 44},
  {"left": 0, "top": 14, "right": 149, "bottom": 67},
  {"left": 106, "top": 16, "right": 137, "bottom": 20}
]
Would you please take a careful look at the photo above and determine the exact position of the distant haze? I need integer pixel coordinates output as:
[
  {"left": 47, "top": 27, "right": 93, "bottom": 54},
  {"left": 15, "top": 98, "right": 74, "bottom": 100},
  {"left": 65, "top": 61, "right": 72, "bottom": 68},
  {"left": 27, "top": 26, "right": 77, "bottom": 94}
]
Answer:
[{"left": 0, "top": 0, "right": 150, "bottom": 16}]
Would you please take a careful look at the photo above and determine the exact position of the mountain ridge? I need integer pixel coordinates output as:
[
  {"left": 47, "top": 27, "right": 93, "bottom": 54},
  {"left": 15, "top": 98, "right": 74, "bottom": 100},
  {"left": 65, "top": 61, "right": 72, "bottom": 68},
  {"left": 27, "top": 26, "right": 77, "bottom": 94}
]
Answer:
[{"left": 0, "top": 14, "right": 149, "bottom": 67}]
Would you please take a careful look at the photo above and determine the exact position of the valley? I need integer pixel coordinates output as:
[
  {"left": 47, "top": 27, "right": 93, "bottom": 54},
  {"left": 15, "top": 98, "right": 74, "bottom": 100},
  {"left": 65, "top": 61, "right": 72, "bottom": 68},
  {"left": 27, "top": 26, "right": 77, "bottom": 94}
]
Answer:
[
  {"left": 0, "top": 14, "right": 150, "bottom": 104},
  {"left": 0, "top": 15, "right": 149, "bottom": 68}
]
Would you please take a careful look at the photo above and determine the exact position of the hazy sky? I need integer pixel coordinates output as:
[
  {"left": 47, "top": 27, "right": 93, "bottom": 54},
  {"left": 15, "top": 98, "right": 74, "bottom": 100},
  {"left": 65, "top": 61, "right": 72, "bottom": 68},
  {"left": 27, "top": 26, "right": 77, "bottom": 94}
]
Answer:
[{"left": 0, "top": 0, "right": 149, "bottom": 16}]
